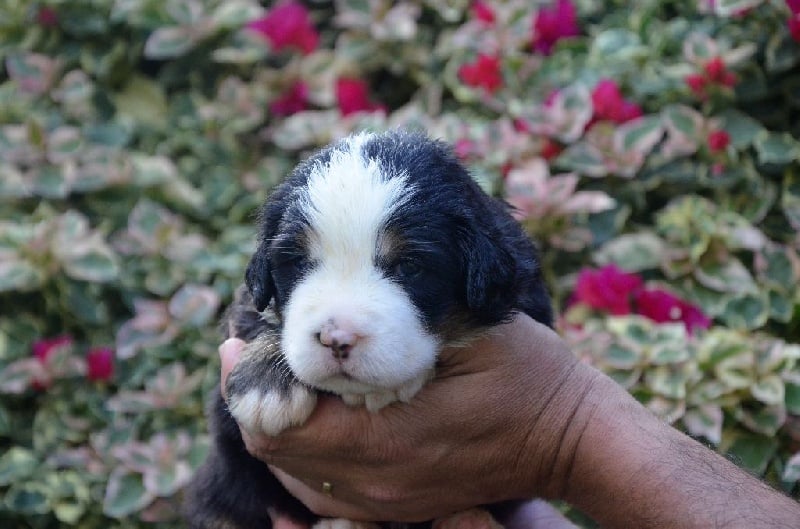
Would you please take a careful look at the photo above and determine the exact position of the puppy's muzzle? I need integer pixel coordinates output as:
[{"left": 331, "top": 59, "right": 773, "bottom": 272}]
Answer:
[{"left": 317, "top": 320, "right": 360, "bottom": 360}]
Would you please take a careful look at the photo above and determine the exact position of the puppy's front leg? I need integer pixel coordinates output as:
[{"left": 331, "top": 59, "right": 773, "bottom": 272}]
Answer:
[{"left": 226, "top": 330, "right": 318, "bottom": 436}]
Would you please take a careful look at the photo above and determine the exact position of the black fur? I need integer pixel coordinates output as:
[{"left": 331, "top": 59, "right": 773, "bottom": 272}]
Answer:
[{"left": 183, "top": 130, "right": 553, "bottom": 529}]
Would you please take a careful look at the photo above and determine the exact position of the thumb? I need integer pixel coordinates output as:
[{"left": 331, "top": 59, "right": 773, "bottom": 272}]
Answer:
[{"left": 219, "top": 337, "right": 246, "bottom": 398}]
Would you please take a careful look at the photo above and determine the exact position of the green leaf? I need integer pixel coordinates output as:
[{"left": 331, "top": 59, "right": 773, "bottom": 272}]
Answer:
[
  {"left": 754, "top": 132, "right": 800, "bottom": 166},
  {"left": 727, "top": 434, "right": 778, "bottom": 475},
  {"left": 0, "top": 259, "right": 44, "bottom": 292},
  {"left": 682, "top": 404, "right": 722, "bottom": 445},
  {"left": 650, "top": 343, "right": 690, "bottom": 365},
  {"left": 721, "top": 293, "right": 769, "bottom": 330},
  {"left": 555, "top": 142, "right": 606, "bottom": 177},
  {"left": 168, "top": 284, "right": 221, "bottom": 326},
  {"left": 718, "top": 109, "right": 764, "bottom": 149},
  {"left": 0, "top": 447, "right": 38, "bottom": 486},
  {"left": 765, "top": 31, "right": 800, "bottom": 74},
  {"left": 143, "top": 26, "right": 197, "bottom": 60},
  {"left": 785, "top": 383, "right": 800, "bottom": 414},
  {"left": 62, "top": 243, "right": 119, "bottom": 283},
  {"left": 617, "top": 115, "right": 663, "bottom": 154},
  {"left": 713, "top": 0, "right": 762, "bottom": 16},
  {"left": 5, "top": 482, "right": 49, "bottom": 514},
  {"left": 694, "top": 258, "right": 757, "bottom": 295},
  {"left": 603, "top": 343, "right": 640, "bottom": 369},
  {"left": 751, "top": 375, "right": 785, "bottom": 406},
  {"left": 113, "top": 76, "right": 169, "bottom": 130},
  {"left": 103, "top": 469, "right": 155, "bottom": 519},
  {"left": 594, "top": 232, "right": 666, "bottom": 271},
  {"left": 645, "top": 366, "right": 687, "bottom": 399},
  {"left": 782, "top": 169, "right": 800, "bottom": 230},
  {"left": 783, "top": 452, "right": 800, "bottom": 483}
]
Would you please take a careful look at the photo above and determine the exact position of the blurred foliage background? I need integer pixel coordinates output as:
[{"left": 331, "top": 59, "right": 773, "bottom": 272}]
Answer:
[{"left": 1, "top": 0, "right": 800, "bottom": 527}]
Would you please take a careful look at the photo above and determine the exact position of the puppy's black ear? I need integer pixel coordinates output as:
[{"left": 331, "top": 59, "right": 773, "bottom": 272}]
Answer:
[
  {"left": 245, "top": 245, "right": 274, "bottom": 312},
  {"left": 463, "top": 230, "right": 517, "bottom": 325}
]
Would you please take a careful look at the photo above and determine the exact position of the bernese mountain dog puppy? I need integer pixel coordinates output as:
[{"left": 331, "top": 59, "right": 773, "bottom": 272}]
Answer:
[{"left": 184, "top": 130, "right": 553, "bottom": 529}]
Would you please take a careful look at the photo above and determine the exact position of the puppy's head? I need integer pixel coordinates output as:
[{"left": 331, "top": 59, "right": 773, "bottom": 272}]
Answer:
[{"left": 246, "top": 131, "right": 537, "bottom": 396}]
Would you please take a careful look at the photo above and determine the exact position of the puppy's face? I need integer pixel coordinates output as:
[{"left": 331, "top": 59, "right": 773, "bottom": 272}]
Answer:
[{"left": 247, "top": 132, "right": 523, "bottom": 397}]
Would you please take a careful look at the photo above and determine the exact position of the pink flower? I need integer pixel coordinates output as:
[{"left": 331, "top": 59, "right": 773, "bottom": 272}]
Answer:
[
  {"left": 532, "top": 0, "right": 580, "bottom": 55},
  {"left": 540, "top": 137, "right": 563, "bottom": 160},
  {"left": 471, "top": 1, "right": 496, "bottom": 24},
  {"left": 86, "top": 347, "right": 114, "bottom": 382},
  {"left": 574, "top": 265, "right": 643, "bottom": 315},
  {"left": 634, "top": 289, "right": 711, "bottom": 334},
  {"left": 787, "top": 0, "right": 800, "bottom": 14},
  {"left": 269, "top": 81, "right": 309, "bottom": 117},
  {"left": 335, "top": 78, "right": 383, "bottom": 116},
  {"left": 707, "top": 129, "right": 731, "bottom": 152},
  {"left": 590, "top": 79, "right": 643, "bottom": 125},
  {"left": 246, "top": 2, "right": 319, "bottom": 55},
  {"left": 458, "top": 54, "right": 503, "bottom": 94},
  {"left": 33, "top": 335, "right": 73, "bottom": 364}
]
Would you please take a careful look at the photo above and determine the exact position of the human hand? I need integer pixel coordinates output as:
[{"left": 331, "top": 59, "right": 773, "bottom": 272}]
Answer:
[{"left": 219, "top": 314, "right": 597, "bottom": 524}]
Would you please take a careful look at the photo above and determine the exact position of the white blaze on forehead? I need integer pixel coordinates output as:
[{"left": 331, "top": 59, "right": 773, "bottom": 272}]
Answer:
[{"left": 302, "top": 134, "right": 412, "bottom": 266}]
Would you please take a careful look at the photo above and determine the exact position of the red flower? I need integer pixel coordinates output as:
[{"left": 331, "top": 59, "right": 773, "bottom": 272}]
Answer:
[
  {"left": 86, "top": 347, "right": 114, "bottom": 382},
  {"left": 685, "top": 57, "right": 736, "bottom": 99},
  {"left": 634, "top": 289, "right": 711, "bottom": 334},
  {"left": 703, "top": 57, "right": 736, "bottom": 87},
  {"left": 246, "top": 2, "right": 319, "bottom": 55},
  {"left": 36, "top": 6, "right": 58, "bottom": 27},
  {"left": 458, "top": 54, "right": 503, "bottom": 94},
  {"left": 33, "top": 335, "right": 73, "bottom": 364},
  {"left": 790, "top": 16, "right": 800, "bottom": 42},
  {"left": 707, "top": 129, "right": 731, "bottom": 152},
  {"left": 471, "top": 1, "right": 496, "bottom": 24},
  {"left": 532, "top": 0, "right": 580, "bottom": 55},
  {"left": 590, "top": 79, "right": 643, "bottom": 125},
  {"left": 574, "top": 265, "right": 643, "bottom": 315},
  {"left": 787, "top": 0, "right": 800, "bottom": 14},
  {"left": 540, "top": 137, "right": 563, "bottom": 160},
  {"left": 684, "top": 73, "right": 707, "bottom": 97},
  {"left": 335, "top": 78, "right": 383, "bottom": 116},
  {"left": 270, "top": 81, "right": 309, "bottom": 117}
]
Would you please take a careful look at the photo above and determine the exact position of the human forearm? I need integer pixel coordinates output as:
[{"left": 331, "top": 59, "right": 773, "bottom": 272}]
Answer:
[{"left": 561, "top": 372, "right": 800, "bottom": 529}]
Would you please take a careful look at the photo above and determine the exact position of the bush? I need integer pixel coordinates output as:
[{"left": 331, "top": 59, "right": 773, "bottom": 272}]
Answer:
[{"left": 1, "top": 0, "right": 799, "bottom": 527}]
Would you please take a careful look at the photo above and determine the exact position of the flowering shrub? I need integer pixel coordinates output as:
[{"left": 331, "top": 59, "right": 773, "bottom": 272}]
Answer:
[{"left": 1, "top": 0, "right": 800, "bottom": 527}]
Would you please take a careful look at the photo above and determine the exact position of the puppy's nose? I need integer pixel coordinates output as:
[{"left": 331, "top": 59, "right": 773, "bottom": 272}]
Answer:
[{"left": 317, "top": 322, "right": 358, "bottom": 360}]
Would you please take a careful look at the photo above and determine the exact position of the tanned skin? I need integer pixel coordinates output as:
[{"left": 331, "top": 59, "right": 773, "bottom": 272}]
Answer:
[{"left": 220, "top": 314, "right": 800, "bottom": 529}]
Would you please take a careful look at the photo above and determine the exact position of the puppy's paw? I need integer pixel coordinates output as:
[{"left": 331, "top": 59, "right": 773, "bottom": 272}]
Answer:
[
  {"left": 227, "top": 384, "right": 317, "bottom": 436},
  {"left": 433, "top": 508, "right": 504, "bottom": 529},
  {"left": 311, "top": 518, "right": 379, "bottom": 529}
]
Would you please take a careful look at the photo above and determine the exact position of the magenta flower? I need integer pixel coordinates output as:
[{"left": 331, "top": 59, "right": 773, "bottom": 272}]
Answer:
[
  {"left": 269, "top": 81, "right": 309, "bottom": 117},
  {"left": 574, "top": 265, "right": 643, "bottom": 315},
  {"left": 532, "top": 0, "right": 580, "bottom": 55},
  {"left": 246, "top": 2, "right": 319, "bottom": 55},
  {"left": 37, "top": 6, "right": 58, "bottom": 27},
  {"left": 590, "top": 79, "right": 643, "bottom": 125},
  {"left": 458, "top": 54, "right": 503, "bottom": 94},
  {"left": 33, "top": 335, "right": 73, "bottom": 364},
  {"left": 634, "top": 289, "right": 711, "bottom": 334},
  {"left": 471, "top": 1, "right": 496, "bottom": 24},
  {"left": 790, "top": 16, "right": 800, "bottom": 42},
  {"left": 787, "top": 0, "right": 800, "bottom": 13},
  {"left": 335, "top": 78, "right": 383, "bottom": 116},
  {"left": 707, "top": 129, "right": 731, "bottom": 152},
  {"left": 86, "top": 347, "right": 115, "bottom": 382}
]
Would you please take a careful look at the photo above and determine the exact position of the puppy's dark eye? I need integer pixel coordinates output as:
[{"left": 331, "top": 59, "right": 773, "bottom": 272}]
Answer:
[{"left": 393, "top": 260, "right": 422, "bottom": 279}]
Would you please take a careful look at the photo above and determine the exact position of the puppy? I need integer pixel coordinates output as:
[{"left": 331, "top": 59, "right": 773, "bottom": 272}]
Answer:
[{"left": 183, "top": 130, "right": 553, "bottom": 529}]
